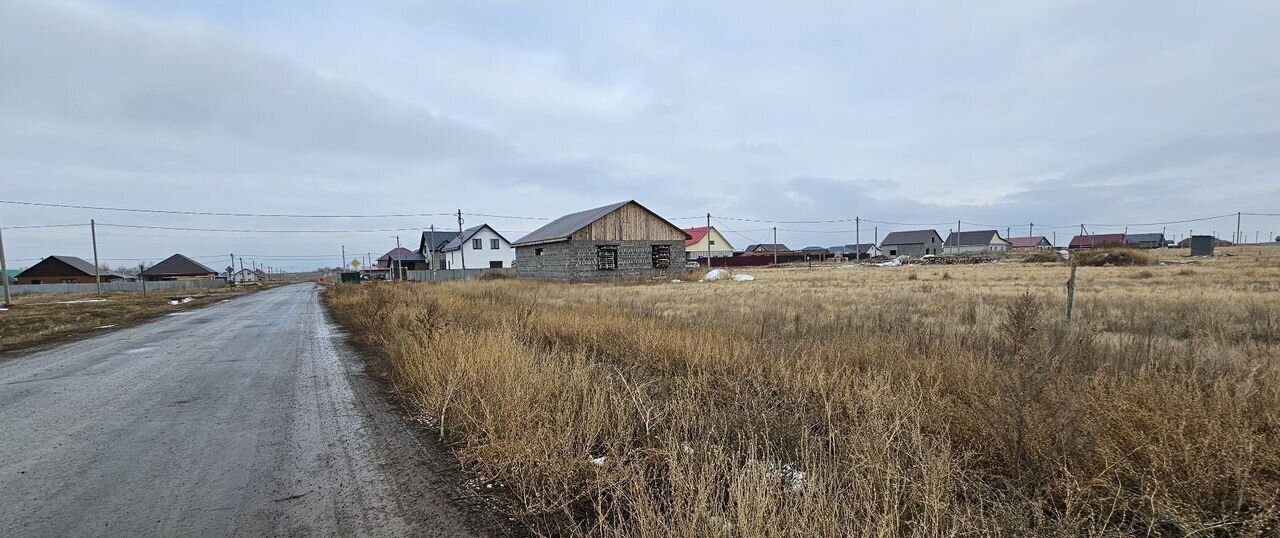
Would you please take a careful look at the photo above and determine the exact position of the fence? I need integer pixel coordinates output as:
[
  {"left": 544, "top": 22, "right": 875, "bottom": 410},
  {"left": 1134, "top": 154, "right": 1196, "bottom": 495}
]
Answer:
[
  {"left": 8, "top": 279, "right": 228, "bottom": 296},
  {"left": 404, "top": 268, "right": 516, "bottom": 282}
]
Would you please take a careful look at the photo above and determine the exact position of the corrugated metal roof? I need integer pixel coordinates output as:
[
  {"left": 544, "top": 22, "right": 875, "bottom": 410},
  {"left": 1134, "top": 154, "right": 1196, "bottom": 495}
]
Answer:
[
  {"left": 377, "top": 247, "right": 417, "bottom": 262},
  {"left": 743, "top": 243, "right": 789, "bottom": 252},
  {"left": 513, "top": 201, "right": 630, "bottom": 246},
  {"left": 513, "top": 200, "right": 689, "bottom": 246},
  {"left": 1069, "top": 234, "right": 1126, "bottom": 248},
  {"left": 880, "top": 230, "right": 940, "bottom": 245},
  {"left": 944, "top": 230, "right": 1005, "bottom": 247},
  {"left": 420, "top": 230, "right": 460, "bottom": 253},
  {"left": 1008, "top": 236, "right": 1050, "bottom": 248},
  {"left": 141, "top": 254, "right": 217, "bottom": 276},
  {"left": 49, "top": 255, "right": 100, "bottom": 276},
  {"left": 683, "top": 227, "right": 710, "bottom": 247},
  {"left": 1125, "top": 233, "right": 1165, "bottom": 243}
]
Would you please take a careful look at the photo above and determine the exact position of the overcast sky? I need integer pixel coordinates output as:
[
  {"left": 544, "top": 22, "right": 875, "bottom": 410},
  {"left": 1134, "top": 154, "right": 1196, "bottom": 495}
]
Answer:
[{"left": 2, "top": 0, "right": 1278, "bottom": 270}]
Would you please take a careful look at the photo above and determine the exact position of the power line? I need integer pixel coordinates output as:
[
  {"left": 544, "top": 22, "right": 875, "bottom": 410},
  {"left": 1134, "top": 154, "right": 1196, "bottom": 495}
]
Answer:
[
  {"left": 0, "top": 199, "right": 455, "bottom": 219},
  {"left": 97, "top": 223, "right": 434, "bottom": 234}
]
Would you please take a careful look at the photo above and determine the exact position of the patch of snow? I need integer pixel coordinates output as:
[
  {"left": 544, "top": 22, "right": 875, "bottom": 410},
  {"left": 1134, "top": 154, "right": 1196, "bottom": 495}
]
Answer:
[
  {"left": 56, "top": 299, "right": 107, "bottom": 304},
  {"left": 167, "top": 299, "right": 180, "bottom": 305},
  {"left": 770, "top": 463, "right": 808, "bottom": 493},
  {"left": 181, "top": 297, "right": 194, "bottom": 303},
  {"left": 671, "top": 279, "right": 683, "bottom": 283},
  {"left": 589, "top": 456, "right": 607, "bottom": 467},
  {"left": 701, "top": 269, "right": 730, "bottom": 282},
  {"left": 95, "top": 324, "right": 117, "bottom": 329},
  {"left": 0, "top": 308, "right": 8, "bottom": 312},
  {"left": 732, "top": 274, "right": 755, "bottom": 282}
]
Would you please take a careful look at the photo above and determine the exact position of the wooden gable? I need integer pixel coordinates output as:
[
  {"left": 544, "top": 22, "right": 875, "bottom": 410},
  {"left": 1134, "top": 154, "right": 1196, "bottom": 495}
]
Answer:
[{"left": 569, "top": 201, "right": 688, "bottom": 242}]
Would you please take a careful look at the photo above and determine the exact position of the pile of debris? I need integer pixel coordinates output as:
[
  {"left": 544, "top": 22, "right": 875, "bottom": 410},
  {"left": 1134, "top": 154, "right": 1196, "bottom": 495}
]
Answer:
[{"left": 906, "top": 256, "right": 998, "bottom": 266}]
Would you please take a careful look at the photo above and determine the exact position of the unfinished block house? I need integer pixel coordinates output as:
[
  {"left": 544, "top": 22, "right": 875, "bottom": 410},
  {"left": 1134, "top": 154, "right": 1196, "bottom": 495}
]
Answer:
[{"left": 513, "top": 200, "right": 690, "bottom": 282}]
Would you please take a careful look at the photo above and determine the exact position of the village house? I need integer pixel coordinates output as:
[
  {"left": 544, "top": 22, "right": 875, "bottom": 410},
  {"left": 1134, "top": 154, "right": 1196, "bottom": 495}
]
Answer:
[
  {"left": 1068, "top": 233, "right": 1127, "bottom": 250},
  {"left": 879, "top": 230, "right": 944, "bottom": 257},
  {"left": 800, "top": 246, "right": 831, "bottom": 259},
  {"left": 140, "top": 254, "right": 218, "bottom": 281},
  {"left": 14, "top": 255, "right": 124, "bottom": 285},
  {"left": 228, "top": 268, "right": 262, "bottom": 284},
  {"left": 741, "top": 243, "right": 790, "bottom": 255},
  {"left": 418, "top": 230, "right": 460, "bottom": 270},
  {"left": 1007, "top": 236, "right": 1053, "bottom": 249},
  {"left": 441, "top": 224, "right": 515, "bottom": 269},
  {"left": 377, "top": 247, "right": 428, "bottom": 270},
  {"left": 1125, "top": 233, "right": 1167, "bottom": 249},
  {"left": 513, "top": 200, "right": 689, "bottom": 282},
  {"left": 682, "top": 226, "right": 735, "bottom": 259},
  {"left": 943, "top": 230, "right": 1012, "bottom": 254},
  {"left": 829, "top": 243, "right": 882, "bottom": 259}
]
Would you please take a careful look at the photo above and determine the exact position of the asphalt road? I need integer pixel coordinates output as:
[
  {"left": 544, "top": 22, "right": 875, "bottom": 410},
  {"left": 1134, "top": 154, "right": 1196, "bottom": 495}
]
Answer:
[{"left": 0, "top": 284, "right": 505, "bottom": 537}]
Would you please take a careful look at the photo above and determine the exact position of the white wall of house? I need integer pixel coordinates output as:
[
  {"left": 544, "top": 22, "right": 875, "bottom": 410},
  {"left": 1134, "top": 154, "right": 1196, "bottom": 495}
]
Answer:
[
  {"left": 943, "top": 238, "right": 1010, "bottom": 254},
  {"left": 444, "top": 227, "right": 515, "bottom": 269},
  {"left": 685, "top": 228, "right": 735, "bottom": 259}
]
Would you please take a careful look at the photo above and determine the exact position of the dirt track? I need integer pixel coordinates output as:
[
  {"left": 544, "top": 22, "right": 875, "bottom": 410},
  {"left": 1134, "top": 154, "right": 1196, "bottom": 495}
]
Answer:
[{"left": 0, "top": 283, "right": 511, "bottom": 537}]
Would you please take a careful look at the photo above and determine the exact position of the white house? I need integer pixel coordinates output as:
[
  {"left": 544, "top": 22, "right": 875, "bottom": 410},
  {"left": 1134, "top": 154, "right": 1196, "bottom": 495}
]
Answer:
[
  {"left": 683, "top": 226, "right": 735, "bottom": 259},
  {"left": 228, "top": 268, "right": 260, "bottom": 284},
  {"left": 442, "top": 224, "right": 516, "bottom": 269},
  {"left": 942, "top": 230, "right": 1012, "bottom": 254}
]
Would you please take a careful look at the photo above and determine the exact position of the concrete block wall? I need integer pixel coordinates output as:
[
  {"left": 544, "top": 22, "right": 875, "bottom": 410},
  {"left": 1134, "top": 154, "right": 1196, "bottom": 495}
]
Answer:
[{"left": 516, "top": 240, "right": 685, "bottom": 282}]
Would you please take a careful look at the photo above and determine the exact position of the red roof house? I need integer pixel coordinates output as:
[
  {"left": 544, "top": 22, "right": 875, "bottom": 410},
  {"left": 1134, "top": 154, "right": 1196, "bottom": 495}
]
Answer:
[{"left": 1068, "top": 234, "right": 1126, "bottom": 249}]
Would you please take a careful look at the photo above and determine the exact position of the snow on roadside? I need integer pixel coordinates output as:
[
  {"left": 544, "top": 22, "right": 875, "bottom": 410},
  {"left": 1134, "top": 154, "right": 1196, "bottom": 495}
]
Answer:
[{"left": 732, "top": 274, "right": 755, "bottom": 282}]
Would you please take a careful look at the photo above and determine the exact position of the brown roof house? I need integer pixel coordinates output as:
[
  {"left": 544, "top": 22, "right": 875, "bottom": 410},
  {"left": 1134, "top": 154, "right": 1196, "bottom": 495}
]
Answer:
[
  {"left": 15, "top": 255, "right": 124, "bottom": 285},
  {"left": 513, "top": 200, "right": 690, "bottom": 282},
  {"left": 140, "top": 254, "right": 218, "bottom": 281},
  {"left": 1008, "top": 236, "right": 1053, "bottom": 249}
]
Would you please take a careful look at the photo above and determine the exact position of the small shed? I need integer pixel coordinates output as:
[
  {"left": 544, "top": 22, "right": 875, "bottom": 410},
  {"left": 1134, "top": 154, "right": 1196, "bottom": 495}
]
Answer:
[
  {"left": 1190, "top": 235, "right": 1216, "bottom": 257},
  {"left": 1125, "top": 233, "right": 1166, "bottom": 249}
]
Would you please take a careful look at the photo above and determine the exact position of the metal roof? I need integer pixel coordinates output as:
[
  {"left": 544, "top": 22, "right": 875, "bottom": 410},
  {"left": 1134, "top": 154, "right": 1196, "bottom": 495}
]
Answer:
[
  {"left": 140, "top": 254, "right": 217, "bottom": 276},
  {"left": 1069, "top": 234, "right": 1126, "bottom": 248},
  {"left": 1125, "top": 233, "right": 1165, "bottom": 243},
  {"left": 513, "top": 200, "right": 689, "bottom": 246},
  {"left": 880, "top": 229, "right": 940, "bottom": 245},
  {"left": 420, "top": 230, "right": 460, "bottom": 253},
  {"left": 943, "top": 230, "right": 1005, "bottom": 247},
  {"left": 743, "top": 243, "right": 789, "bottom": 252},
  {"left": 441, "top": 224, "right": 510, "bottom": 252},
  {"left": 1008, "top": 236, "right": 1050, "bottom": 248}
]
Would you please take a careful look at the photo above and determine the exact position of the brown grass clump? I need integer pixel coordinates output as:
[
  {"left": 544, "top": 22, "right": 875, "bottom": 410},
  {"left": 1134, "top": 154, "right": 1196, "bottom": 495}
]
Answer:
[
  {"left": 1074, "top": 246, "right": 1155, "bottom": 267},
  {"left": 326, "top": 250, "right": 1280, "bottom": 536},
  {"left": 1020, "top": 250, "right": 1062, "bottom": 263}
]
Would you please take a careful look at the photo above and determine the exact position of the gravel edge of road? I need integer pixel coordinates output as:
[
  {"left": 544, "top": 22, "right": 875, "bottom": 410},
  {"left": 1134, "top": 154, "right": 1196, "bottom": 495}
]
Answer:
[{"left": 320, "top": 294, "right": 529, "bottom": 537}]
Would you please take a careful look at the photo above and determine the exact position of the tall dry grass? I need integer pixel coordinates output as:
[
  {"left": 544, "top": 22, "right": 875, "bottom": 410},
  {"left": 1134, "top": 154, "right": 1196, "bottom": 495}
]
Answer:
[{"left": 327, "top": 252, "right": 1280, "bottom": 536}]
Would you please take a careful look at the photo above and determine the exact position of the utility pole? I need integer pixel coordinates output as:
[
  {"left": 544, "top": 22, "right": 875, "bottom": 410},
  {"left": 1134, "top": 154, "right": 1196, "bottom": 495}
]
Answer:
[
  {"left": 706, "top": 213, "right": 712, "bottom": 268},
  {"left": 1236, "top": 211, "right": 1242, "bottom": 246},
  {"left": 1029, "top": 222, "right": 1034, "bottom": 238},
  {"left": 457, "top": 210, "right": 466, "bottom": 273},
  {"left": 855, "top": 217, "right": 860, "bottom": 260},
  {"left": 874, "top": 226, "right": 879, "bottom": 250},
  {"left": 239, "top": 257, "right": 244, "bottom": 272},
  {"left": 1006, "top": 227, "right": 1011, "bottom": 240},
  {"left": 229, "top": 254, "right": 235, "bottom": 280},
  {"left": 0, "top": 223, "right": 11, "bottom": 307},
  {"left": 91, "top": 219, "right": 102, "bottom": 296},
  {"left": 1052, "top": 231, "right": 1056, "bottom": 248},
  {"left": 429, "top": 225, "right": 436, "bottom": 279},
  {"left": 772, "top": 227, "right": 778, "bottom": 265},
  {"left": 341, "top": 245, "right": 346, "bottom": 271}
]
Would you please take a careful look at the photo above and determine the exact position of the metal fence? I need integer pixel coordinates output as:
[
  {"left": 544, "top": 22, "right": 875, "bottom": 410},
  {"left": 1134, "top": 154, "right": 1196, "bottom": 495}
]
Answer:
[
  {"left": 403, "top": 268, "right": 515, "bottom": 282},
  {"left": 8, "top": 279, "right": 228, "bottom": 296}
]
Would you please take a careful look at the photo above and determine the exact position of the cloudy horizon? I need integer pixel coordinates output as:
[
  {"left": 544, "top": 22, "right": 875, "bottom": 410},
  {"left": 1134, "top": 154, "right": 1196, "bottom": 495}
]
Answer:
[{"left": 2, "top": 0, "right": 1278, "bottom": 271}]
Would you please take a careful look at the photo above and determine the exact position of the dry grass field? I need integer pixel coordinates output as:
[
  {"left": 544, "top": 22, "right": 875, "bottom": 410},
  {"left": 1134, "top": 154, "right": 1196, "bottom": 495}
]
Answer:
[{"left": 327, "top": 247, "right": 1280, "bottom": 536}]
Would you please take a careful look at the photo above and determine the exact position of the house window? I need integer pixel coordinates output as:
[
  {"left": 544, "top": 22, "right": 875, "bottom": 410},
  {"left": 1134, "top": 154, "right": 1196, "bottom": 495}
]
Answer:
[
  {"left": 596, "top": 245, "right": 618, "bottom": 270},
  {"left": 490, "top": 239, "right": 500, "bottom": 249},
  {"left": 709, "top": 239, "right": 716, "bottom": 246},
  {"left": 535, "top": 248, "right": 544, "bottom": 256},
  {"left": 472, "top": 238, "right": 483, "bottom": 250},
  {"left": 889, "top": 249, "right": 897, "bottom": 256},
  {"left": 489, "top": 261, "right": 503, "bottom": 268},
  {"left": 31, "top": 279, "right": 42, "bottom": 284},
  {"left": 651, "top": 244, "right": 671, "bottom": 268}
]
